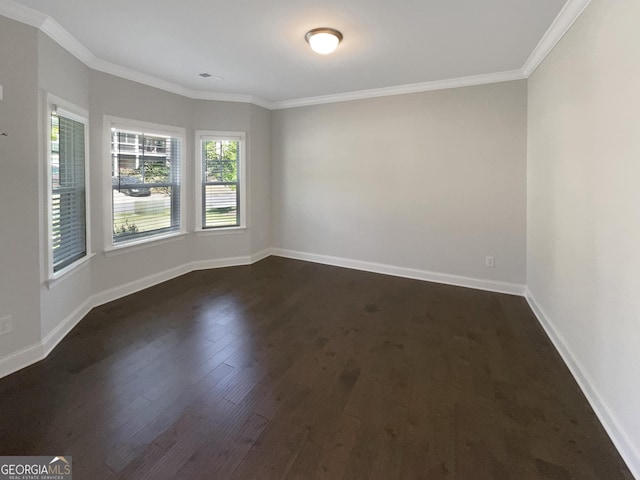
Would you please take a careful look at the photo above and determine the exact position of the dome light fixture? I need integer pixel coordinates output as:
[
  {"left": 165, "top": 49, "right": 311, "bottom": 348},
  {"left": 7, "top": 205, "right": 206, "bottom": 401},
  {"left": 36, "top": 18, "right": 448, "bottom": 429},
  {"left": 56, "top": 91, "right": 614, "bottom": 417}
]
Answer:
[{"left": 305, "top": 28, "right": 343, "bottom": 55}]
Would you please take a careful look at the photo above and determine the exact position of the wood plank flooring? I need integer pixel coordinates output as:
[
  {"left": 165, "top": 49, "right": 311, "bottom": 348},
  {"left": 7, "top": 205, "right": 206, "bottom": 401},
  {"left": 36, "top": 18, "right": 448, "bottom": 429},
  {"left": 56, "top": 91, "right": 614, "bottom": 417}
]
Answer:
[{"left": 0, "top": 257, "right": 633, "bottom": 479}]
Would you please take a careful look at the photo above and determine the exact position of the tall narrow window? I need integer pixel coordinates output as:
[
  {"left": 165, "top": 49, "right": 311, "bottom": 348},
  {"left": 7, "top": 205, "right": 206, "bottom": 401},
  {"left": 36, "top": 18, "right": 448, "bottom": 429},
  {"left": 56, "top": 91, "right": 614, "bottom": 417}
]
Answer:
[
  {"left": 198, "top": 133, "right": 245, "bottom": 229},
  {"left": 110, "top": 125, "right": 183, "bottom": 245},
  {"left": 50, "top": 108, "right": 87, "bottom": 273}
]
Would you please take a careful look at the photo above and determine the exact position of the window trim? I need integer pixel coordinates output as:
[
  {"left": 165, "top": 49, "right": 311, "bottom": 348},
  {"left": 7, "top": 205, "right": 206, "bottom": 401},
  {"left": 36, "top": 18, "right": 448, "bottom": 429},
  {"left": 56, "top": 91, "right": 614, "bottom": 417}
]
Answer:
[
  {"left": 104, "top": 116, "right": 186, "bottom": 252},
  {"left": 195, "top": 130, "right": 247, "bottom": 232},
  {"left": 45, "top": 94, "right": 91, "bottom": 282}
]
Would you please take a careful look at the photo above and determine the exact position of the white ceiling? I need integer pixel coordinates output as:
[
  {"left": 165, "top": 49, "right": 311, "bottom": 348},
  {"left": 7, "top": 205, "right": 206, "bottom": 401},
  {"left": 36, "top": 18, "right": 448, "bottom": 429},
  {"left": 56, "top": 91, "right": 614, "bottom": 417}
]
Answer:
[{"left": 6, "top": 0, "right": 570, "bottom": 105}]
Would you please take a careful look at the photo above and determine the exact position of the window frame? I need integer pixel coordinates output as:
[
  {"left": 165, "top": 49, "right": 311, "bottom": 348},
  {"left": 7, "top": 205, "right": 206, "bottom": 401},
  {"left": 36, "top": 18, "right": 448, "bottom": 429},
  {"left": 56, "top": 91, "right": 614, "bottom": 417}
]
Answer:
[
  {"left": 195, "top": 131, "right": 247, "bottom": 233},
  {"left": 46, "top": 94, "right": 91, "bottom": 283},
  {"left": 104, "top": 116, "right": 186, "bottom": 252}
]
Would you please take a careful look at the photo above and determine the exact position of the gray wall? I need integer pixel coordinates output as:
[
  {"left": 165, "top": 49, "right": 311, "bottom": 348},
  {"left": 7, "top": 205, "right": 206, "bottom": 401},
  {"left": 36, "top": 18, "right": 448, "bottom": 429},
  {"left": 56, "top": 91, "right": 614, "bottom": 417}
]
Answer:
[
  {"left": 88, "top": 74, "right": 272, "bottom": 302},
  {"left": 38, "top": 32, "right": 89, "bottom": 108},
  {"left": 527, "top": 0, "right": 640, "bottom": 471},
  {"left": 271, "top": 81, "right": 527, "bottom": 284},
  {"left": 37, "top": 32, "right": 92, "bottom": 339},
  {"left": 1, "top": 4, "right": 638, "bottom": 473},
  {"left": 0, "top": 17, "right": 272, "bottom": 370},
  {"left": 189, "top": 99, "right": 252, "bottom": 262},
  {"left": 88, "top": 71, "right": 193, "bottom": 295},
  {"left": 0, "top": 17, "right": 41, "bottom": 358},
  {"left": 249, "top": 104, "right": 272, "bottom": 253}
]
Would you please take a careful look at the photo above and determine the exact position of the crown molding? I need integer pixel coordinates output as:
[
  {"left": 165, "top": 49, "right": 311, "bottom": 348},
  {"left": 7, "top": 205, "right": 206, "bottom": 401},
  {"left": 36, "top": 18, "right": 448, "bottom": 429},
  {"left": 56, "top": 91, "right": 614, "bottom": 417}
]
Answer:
[
  {"left": 40, "top": 17, "right": 95, "bottom": 65},
  {"left": 189, "top": 88, "right": 270, "bottom": 107},
  {"left": 1, "top": 0, "right": 591, "bottom": 111},
  {"left": 89, "top": 57, "right": 275, "bottom": 107},
  {"left": 522, "top": 0, "right": 592, "bottom": 77},
  {"left": 90, "top": 57, "right": 199, "bottom": 98},
  {"left": 269, "top": 70, "right": 526, "bottom": 110},
  {"left": 0, "top": 0, "right": 46, "bottom": 28},
  {"left": 244, "top": 96, "right": 276, "bottom": 110},
  {"left": 0, "top": 0, "right": 271, "bottom": 107}
]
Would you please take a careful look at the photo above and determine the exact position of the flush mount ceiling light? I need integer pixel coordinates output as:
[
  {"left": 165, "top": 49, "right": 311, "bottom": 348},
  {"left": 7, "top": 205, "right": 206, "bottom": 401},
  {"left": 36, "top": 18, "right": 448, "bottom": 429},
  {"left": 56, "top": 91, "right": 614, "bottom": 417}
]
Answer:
[{"left": 305, "top": 28, "right": 343, "bottom": 55}]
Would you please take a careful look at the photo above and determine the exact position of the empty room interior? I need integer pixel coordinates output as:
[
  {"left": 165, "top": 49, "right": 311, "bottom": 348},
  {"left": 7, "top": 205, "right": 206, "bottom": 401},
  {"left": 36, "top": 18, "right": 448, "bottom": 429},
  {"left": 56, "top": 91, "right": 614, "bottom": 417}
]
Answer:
[{"left": 0, "top": 0, "right": 638, "bottom": 478}]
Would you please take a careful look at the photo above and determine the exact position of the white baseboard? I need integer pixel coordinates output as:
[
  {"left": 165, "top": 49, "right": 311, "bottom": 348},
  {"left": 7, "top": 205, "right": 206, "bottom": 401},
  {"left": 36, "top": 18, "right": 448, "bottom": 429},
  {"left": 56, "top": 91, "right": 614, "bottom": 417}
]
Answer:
[
  {"left": 0, "top": 300, "right": 92, "bottom": 378},
  {"left": 0, "top": 247, "right": 520, "bottom": 379},
  {"left": 92, "top": 263, "right": 194, "bottom": 308},
  {"left": 250, "top": 248, "right": 272, "bottom": 264},
  {"left": 271, "top": 248, "right": 525, "bottom": 296},
  {"left": 192, "top": 255, "right": 253, "bottom": 271},
  {"left": 190, "top": 248, "right": 271, "bottom": 272},
  {"left": 0, "top": 342, "right": 45, "bottom": 380},
  {"left": 41, "top": 299, "right": 93, "bottom": 357},
  {"left": 0, "top": 251, "right": 271, "bottom": 380},
  {"left": 1, "top": 248, "right": 637, "bottom": 479},
  {"left": 525, "top": 288, "right": 640, "bottom": 479}
]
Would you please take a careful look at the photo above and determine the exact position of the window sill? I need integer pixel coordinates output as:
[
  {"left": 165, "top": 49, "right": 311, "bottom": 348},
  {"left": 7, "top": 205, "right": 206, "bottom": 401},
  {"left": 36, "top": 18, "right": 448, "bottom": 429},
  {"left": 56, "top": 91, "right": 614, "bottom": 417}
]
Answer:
[
  {"left": 104, "top": 232, "right": 187, "bottom": 257},
  {"left": 195, "top": 226, "right": 247, "bottom": 237},
  {"left": 48, "top": 252, "right": 95, "bottom": 289}
]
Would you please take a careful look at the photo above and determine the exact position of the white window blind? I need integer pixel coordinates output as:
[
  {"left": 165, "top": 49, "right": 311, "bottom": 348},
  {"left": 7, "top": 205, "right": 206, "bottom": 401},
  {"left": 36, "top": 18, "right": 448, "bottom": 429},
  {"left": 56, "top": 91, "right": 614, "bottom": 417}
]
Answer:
[
  {"left": 111, "top": 127, "right": 181, "bottom": 244},
  {"left": 51, "top": 111, "right": 87, "bottom": 272},
  {"left": 200, "top": 137, "right": 240, "bottom": 228}
]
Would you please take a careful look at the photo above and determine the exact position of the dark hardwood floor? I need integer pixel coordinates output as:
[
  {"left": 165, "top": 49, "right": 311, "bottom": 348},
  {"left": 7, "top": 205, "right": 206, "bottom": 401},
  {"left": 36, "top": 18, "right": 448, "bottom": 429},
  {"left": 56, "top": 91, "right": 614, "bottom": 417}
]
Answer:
[{"left": 0, "top": 257, "right": 632, "bottom": 479}]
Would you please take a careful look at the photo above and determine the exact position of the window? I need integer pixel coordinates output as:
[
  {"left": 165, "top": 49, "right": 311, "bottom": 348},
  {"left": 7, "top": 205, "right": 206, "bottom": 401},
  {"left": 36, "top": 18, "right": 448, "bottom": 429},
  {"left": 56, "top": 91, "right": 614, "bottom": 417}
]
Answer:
[
  {"left": 109, "top": 121, "right": 184, "bottom": 246},
  {"left": 197, "top": 132, "right": 246, "bottom": 230},
  {"left": 49, "top": 104, "right": 88, "bottom": 275}
]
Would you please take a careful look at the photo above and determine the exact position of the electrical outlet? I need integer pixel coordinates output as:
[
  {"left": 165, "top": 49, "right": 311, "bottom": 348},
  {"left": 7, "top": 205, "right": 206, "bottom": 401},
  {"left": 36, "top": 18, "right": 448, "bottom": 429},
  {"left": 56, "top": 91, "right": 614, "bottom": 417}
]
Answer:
[
  {"left": 485, "top": 256, "right": 495, "bottom": 268},
  {"left": 0, "top": 315, "right": 12, "bottom": 336}
]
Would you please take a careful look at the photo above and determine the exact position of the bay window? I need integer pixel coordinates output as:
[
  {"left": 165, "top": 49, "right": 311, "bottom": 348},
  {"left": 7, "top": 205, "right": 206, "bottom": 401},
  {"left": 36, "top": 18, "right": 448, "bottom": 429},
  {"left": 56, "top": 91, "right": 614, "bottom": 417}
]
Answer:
[
  {"left": 49, "top": 102, "right": 89, "bottom": 275},
  {"left": 196, "top": 132, "right": 246, "bottom": 230},
  {"left": 108, "top": 119, "right": 184, "bottom": 247}
]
